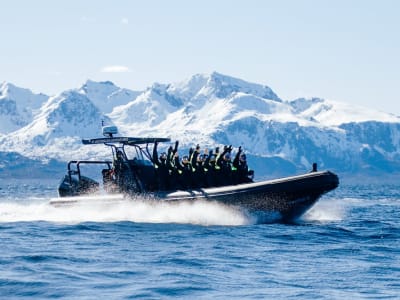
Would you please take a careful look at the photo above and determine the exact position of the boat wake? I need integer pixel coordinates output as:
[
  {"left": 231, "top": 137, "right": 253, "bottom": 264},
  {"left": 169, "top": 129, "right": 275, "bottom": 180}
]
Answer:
[
  {"left": 302, "top": 198, "right": 346, "bottom": 222},
  {"left": 0, "top": 194, "right": 346, "bottom": 225},
  {"left": 0, "top": 196, "right": 255, "bottom": 226}
]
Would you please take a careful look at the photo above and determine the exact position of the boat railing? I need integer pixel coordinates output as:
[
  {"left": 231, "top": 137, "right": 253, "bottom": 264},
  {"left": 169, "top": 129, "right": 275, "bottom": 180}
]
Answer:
[{"left": 67, "top": 160, "right": 113, "bottom": 184}]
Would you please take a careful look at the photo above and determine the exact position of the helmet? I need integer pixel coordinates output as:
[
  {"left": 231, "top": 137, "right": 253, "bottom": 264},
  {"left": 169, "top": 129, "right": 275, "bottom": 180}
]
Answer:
[
  {"left": 182, "top": 155, "right": 189, "bottom": 164},
  {"left": 240, "top": 154, "right": 246, "bottom": 161},
  {"left": 160, "top": 152, "right": 167, "bottom": 160},
  {"left": 223, "top": 153, "right": 231, "bottom": 160}
]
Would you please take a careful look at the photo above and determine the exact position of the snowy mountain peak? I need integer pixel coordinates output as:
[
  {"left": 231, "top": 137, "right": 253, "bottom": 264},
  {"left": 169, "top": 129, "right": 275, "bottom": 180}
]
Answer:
[
  {"left": 165, "top": 73, "right": 209, "bottom": 101},
  {"left": 1, "top": 81, "right": 22, "bottom": 97},
  {"left": 78, "top": 80, "right": 140, "bottom": 114},
  {"left": 36, "top": 90, "right": 110, "bottom": 142},
  {"left": 0, "top": 82, "right": 49, "bottom": 134},
  {"left": 80, "top": 80, "right": 118, "bottom": 95},
  {"left": 163, "top": 72, "right": 281, "bottom": 109},
  {"left": 206, "top": 71, "right": 281, "bottom": 101},
  {"left": 0, "top": 82, "right": 48, "bottom": 108},
  {"left": 1, "top": 73, "right": 400, "bottom": 175}
]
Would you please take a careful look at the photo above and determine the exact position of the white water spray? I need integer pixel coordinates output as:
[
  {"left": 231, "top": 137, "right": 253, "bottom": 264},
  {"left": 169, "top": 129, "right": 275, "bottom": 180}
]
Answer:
[
  {"left": 0, "top": 196, "right": 253, "bottom": 226},
  {"left": 303, "top": 198, "right": 346, "bottom": 222}
]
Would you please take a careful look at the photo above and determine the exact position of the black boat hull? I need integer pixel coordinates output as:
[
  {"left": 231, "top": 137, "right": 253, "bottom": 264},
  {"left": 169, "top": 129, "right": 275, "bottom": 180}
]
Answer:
[
  {"left": 54, "top": 170, "right": 339, "bottom": 221},
  {"left": 153, "top": 170, "right": 338, "bottom": 220}
]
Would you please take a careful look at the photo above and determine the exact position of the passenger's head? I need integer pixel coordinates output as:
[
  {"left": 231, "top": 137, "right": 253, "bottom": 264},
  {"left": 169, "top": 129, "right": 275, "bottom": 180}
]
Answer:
[
  {"left": 182, "top": 155, "right": 189, "bottom": 164},
  {"left": 116, "top": 150, "right": 124, "bottom": 159},
  {"left": 198, "top": 154, "right": 207, "bottom": 162},
  {"left": 223, "top": 152, "right": 231, "bottom": 161},
  {"left": 160, "top": 152, "right": 167, "bottom": 161},
  {"left": 239, "top": 154, "right": 247, "bottom": 162}
]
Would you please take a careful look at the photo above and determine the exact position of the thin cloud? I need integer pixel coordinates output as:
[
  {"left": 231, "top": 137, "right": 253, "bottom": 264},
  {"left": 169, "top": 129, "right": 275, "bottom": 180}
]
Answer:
[
  {"left": 101, "top": 66, "right": 131, "bottom": 73},
  {"left": 120, "top": 17, "right": 129, "bottom": 25}
]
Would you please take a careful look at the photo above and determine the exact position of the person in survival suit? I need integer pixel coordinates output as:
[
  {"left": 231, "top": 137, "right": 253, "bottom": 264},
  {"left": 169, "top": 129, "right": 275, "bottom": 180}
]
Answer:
[
  {"left": 216, "top": 145, "right": 233, "bottom": 186},
  {"left": 232, "top": 146, "right": 254, "bottom": 184},
  {"left": 153, "top": 141, "right": 170, "bottom": 190},
  {"left": 167, "top": 141, "right": 180, "bottom": 189}
]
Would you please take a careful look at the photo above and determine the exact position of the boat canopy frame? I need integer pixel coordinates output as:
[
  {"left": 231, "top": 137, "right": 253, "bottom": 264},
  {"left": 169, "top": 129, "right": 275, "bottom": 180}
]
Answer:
[{"left": 82, "top": 136, "right": 171, "bottom": 164}]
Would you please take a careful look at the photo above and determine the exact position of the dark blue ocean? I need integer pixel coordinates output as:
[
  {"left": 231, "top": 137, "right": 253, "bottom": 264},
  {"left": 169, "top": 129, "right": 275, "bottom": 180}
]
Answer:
[{"left": 0, "top": 179, "right": 399, "bottom": 299}]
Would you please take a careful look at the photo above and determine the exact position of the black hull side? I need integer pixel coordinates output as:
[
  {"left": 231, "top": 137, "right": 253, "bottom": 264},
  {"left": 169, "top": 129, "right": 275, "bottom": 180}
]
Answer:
[
  {"left": 157, "top": 171, "right": 339, "bottom": 220},
  {"left": 55, "top": 171, "right": 339, "bottom": 221}
]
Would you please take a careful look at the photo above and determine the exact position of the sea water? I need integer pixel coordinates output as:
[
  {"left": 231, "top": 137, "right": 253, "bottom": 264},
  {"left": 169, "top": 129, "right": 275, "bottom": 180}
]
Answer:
[{"left": 0, "top": 179, "right": 399, "bottom": 299}]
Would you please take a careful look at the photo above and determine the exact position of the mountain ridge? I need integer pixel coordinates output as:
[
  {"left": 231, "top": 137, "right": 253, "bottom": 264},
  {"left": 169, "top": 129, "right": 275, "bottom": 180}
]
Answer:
[{"left": 0, "top": 72, "right": 399, "bottom": 179}]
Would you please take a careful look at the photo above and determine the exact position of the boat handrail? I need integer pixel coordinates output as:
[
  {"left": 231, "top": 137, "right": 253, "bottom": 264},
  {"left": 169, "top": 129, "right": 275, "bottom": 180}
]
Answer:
[{"left": 67, "top": 160, "right": 113, "bottom": 183}]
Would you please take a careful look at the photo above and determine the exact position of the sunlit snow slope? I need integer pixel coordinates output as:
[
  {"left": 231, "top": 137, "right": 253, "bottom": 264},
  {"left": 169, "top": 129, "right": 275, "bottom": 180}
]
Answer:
[{"left": 1, "top": 72, "right": 399, "bottom": 177}]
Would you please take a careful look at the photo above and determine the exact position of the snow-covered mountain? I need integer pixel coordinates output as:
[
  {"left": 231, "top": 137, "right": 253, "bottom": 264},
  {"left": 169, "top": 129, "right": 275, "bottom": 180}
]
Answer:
[
  {"left": 1, "top": 72, "right": 399, "bottom": 178},
  {"left": 78, "top": 80, "right": 140, "bottom": 114},
  {"left": 1, "top": 89, "right": 114, "bottom": 159},
  {"left": 0, "top": 82, "right": 48, "bottom": 134}
]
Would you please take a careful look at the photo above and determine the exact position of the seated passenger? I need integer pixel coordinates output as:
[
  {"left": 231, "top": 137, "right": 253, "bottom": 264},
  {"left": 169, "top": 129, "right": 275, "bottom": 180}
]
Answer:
[
  {"left": 216, "top": 145, "right": 233, "bottom": 186},
  {"left": 195, "top": 152, "right": 208, "bottom": 188},
  {"left": 175, "top": 155, "right": 192, "bottom": 189},
  {"left": 152, "top": 141, "right": 170, "bottom": 190},
  {"left": 232, "top": 146, "right": 254, "bottom": 184},
  {"left": 204, "top": 151, "right": 218, "bottom": 187},
  {"left": 167, "top": 141, "right": 180, "bottom": 189},
  {"left": 190, "top": 144, "right": 206, "bottom": 188}
]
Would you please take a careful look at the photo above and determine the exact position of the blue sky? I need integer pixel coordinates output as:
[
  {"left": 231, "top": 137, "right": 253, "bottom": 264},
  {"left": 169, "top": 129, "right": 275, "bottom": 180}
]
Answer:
[{"left": 1, "top": 0, "right": 400, "bottom": 114}]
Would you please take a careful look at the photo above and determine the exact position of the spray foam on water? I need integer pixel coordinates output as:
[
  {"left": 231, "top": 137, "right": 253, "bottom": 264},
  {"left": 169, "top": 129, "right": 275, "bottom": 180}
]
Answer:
[
  {"left": 303, "top": 198, "right": 346, "bottom": 222},
  {"left": 0, "top": 195, "right": 253, "bottom": 226}
]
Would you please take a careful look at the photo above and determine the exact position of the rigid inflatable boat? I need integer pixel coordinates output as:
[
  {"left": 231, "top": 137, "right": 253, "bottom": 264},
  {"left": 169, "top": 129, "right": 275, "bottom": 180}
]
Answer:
[{"left": 53, "top": 126, "right": 339, "bottom": 220}]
